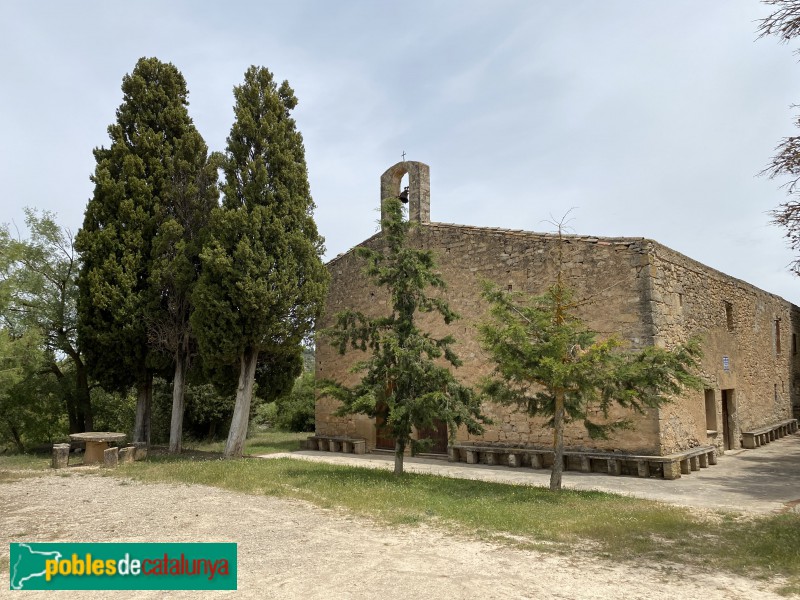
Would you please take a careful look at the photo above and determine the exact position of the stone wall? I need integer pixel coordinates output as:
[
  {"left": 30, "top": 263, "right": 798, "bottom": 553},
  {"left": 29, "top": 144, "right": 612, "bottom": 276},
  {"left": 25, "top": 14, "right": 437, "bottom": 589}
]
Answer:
[
  {"left": 317, "top": 223, "right": 668, "bottom": 454},
  {"left": 647, "top": 242, "right": 800, "bottom": 454}
]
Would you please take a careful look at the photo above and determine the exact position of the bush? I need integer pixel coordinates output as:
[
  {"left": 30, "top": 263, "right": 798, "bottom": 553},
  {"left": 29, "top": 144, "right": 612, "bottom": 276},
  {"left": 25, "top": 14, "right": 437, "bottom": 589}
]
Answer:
[
  {"left": 274, "top": 371, "right": 315, "bottom": 432},
  {"left": 252, "top": 401, "right": 278, "bottom": 430}
]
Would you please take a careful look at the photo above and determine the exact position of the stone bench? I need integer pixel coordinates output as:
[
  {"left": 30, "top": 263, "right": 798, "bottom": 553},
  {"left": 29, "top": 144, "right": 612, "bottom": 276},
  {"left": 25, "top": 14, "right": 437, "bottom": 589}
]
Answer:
[
  {"left": 306, "top": 435, "right": 366, "bottom": 455},
  {"left": 449, "top": 443, "right": 717, "bottom": 480},
  {"left": 450, "top": 445, "right": 552, "bottom": 469},
  {"left": 741, "top": 419, "right": 798, "bottom": 449}
]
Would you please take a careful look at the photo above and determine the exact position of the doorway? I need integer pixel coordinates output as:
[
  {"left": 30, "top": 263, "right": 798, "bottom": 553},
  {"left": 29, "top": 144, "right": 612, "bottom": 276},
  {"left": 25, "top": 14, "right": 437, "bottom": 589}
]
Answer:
[
  {"left": 721, "top": 389, "right": 736, "bottom": 450},
  {"left": 374, "top": 402, "right": 395, "bottom": 450},
  {"left": 416, "top": 420, "right": 449, "bottom": 455}
]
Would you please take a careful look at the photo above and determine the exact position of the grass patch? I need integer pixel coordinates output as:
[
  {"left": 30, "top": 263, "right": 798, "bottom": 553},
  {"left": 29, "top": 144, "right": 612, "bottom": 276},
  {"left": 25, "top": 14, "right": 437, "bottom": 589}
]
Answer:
[
  {"left": 115, "top": 454, "right": 800, "bottom": 588},
  {"left": 0, "top": 453, "right": 50, "bottom": 471},
  {"left": 0, "top": 452, "right": 52, "bottom": 482},
  {"left": 182, "top": 431, "right": 306, "bottom": 456},
  {"left": 0, "top": 453, "right": 51, "bottom": 483}
]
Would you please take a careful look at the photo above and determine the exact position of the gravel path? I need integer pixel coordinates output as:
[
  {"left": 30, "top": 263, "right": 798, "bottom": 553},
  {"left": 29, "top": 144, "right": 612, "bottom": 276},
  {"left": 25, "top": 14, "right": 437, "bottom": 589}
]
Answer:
[{"left": 0, "top": 472, "right": 788, "bottom": 599}]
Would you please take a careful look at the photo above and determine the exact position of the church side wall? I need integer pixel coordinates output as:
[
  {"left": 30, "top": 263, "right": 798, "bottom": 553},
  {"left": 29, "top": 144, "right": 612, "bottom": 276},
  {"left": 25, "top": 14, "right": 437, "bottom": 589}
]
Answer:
[
  {"left": 316, "top": 224, "right": 664, "bottom": 454},
  {"left": 648, "top": 243, "right": 800, "bottom": 454}
]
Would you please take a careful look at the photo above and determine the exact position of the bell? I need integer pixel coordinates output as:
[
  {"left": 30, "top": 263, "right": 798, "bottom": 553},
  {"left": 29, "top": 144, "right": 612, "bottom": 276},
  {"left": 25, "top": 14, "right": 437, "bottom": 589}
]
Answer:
[{"left": 399, "top": 186, "right": 409, "bottom": 204}]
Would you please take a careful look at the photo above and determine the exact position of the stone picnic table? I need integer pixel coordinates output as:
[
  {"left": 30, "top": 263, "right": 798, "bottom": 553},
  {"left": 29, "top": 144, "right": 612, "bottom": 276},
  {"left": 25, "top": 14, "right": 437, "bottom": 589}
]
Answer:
[{"left": 68, "top": 432, "right": 127, "bottom": 465}]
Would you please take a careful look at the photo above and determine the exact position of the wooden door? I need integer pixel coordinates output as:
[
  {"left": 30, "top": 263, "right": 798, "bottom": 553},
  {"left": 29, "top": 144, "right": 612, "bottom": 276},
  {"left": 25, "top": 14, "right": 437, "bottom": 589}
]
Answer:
[
  {"left": 721, "top": 389, "right": 734, "bottom": 450},
  {"left": 375, "top": 402, "right": 395, "bottom": 450},
  {"left": 416, "top": 420, "right": 449, "bottom": 454}
]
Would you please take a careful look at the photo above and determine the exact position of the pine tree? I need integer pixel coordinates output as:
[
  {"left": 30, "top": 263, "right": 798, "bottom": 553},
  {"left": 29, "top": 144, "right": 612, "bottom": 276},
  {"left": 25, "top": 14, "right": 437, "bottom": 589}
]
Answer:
[
  {"left": 191, "top": 66, "right": 329, "bottom": 458},
  {"left": 76, "top": 57, "right": 209, "bottom": 443},
  {"left": 320, "top": 198, "right": 487, "bottom": 475},
  {"left": 479, "top": 249, "right": 702, "bottom": 491}
]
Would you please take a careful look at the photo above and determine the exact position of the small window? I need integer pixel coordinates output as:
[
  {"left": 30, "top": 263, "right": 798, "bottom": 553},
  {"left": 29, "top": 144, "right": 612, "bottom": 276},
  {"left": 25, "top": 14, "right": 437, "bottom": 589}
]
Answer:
[
  {"left": 776, "top": 319, "right": 782, "bottom": 355},
  {"left": 678, "top": 293, "right": 683, "bottom": 307},
  {"left": 793, "top": 333, "right": 797, "bottom": 356},
  {"left": 704, "top": 389, "right": 717, "bottom": 432},
  {"left": 507, "top": 284, "right": 513, "bottom": 292},
  {"left": 724, "top": 302, "right": 734, "bottom": 332}
]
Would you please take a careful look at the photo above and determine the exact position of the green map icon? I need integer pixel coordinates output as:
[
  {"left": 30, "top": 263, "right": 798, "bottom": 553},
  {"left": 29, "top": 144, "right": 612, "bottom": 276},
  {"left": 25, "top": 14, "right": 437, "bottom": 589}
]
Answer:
[{"left": 10, "top": 543, "right": 62, "bottom": 590}]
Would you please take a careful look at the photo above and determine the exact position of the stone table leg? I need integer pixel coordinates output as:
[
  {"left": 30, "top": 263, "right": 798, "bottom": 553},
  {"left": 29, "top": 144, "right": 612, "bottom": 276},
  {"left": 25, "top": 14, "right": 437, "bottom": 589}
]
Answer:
[{"left": 84, "top": 441, "right": 109, "bottom": 465}]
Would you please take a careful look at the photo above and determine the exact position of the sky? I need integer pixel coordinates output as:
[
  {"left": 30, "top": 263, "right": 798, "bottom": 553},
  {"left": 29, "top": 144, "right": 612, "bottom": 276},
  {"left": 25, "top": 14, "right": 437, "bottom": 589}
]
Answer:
[{"left": 2, "top": 1, "right": 800, "bottom": 301}]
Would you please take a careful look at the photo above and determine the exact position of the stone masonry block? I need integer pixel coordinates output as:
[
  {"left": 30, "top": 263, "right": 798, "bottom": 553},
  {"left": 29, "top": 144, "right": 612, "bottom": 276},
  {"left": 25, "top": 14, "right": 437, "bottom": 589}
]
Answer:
[
  {"left": 662, "top": 461, "right": 681, "bottom": 480},
  {"left": 118, "top": 446, "right": 135, "bottom": 464},
  {"left": 51, "top": 443, "right": 70, "bottom": 469},
  {"left": 103, "top": 447, "right": 119, "bottom": 468}
]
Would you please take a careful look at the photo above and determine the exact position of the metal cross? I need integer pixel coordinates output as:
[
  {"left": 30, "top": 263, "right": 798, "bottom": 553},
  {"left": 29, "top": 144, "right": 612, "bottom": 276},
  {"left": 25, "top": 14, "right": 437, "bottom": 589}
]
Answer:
[{"left": 401, "top": 151, "right": 406, "bottom": 161}]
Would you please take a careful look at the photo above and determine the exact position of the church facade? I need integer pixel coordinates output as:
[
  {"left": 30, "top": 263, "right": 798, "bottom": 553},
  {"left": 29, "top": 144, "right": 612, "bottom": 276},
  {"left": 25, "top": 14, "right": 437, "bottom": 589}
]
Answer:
[{"left": 315, "top": 161, "right": 800, "bottom": 458}]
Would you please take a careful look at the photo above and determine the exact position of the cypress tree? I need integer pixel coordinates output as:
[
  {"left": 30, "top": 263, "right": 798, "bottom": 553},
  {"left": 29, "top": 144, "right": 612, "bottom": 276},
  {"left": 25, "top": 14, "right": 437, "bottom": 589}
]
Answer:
[
  {"left": 76, "top": 57, "right": 210, "bottom": 443},
  {"left": 191, "top": 66, "right": 328, "bottom": 458}
]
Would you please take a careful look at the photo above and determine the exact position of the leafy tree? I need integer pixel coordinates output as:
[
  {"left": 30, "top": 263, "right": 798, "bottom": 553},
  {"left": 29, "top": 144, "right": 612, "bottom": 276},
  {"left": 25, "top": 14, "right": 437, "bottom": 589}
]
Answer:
[
  {"left": 274, "top": 370, "right": 316, "bottom": 432},
  {"left": 76, "top": 57, "right": 210, "bottom": 445},
  {"left": 192, "top": 66, "right": 329, "bottom": 458},
  {"left": 0, "top": 209, "right": 92, "bottom": 432},
  {"left": 479, "top": 266, "right": 702, "bottom": 491},
  {"left": 758, "top": 1, "right": 800, "bottom": 274},
  {"left": 321, "top": 198, "right": 487, "bottom": 475},
  {"left": 0, "top": 327, "right": 52, "bottom": 451}
]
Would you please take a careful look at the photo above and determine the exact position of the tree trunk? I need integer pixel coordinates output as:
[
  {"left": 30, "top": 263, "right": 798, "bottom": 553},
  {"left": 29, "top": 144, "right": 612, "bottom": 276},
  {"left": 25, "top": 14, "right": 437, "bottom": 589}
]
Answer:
[
  {"left": 51, "top": 362, "right": 80, "bottom": 434},
  {"left": 394, "top": 438, "right": 405, "bottom": 475},
  {"left": 168, "top": 344, "right": 188, "bottom": 454},
  {"left": 224, "top": 348, "right": 259, "bottom": 458},
  {"left": 133, "top": 371, "right": 152, "bottom": 445},
  {"left": 550, "top": 389, "right": 566, "bottom": 491},
  {"left": 7, "top": 421, "right": 24, "bottom": 453},
  {"left": 75, "top": 360, "right": 93, "bottom": 432}
]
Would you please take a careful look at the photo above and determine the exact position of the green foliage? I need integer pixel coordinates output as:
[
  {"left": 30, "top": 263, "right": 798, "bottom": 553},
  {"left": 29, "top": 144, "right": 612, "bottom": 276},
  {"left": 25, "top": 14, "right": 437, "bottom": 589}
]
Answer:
[
  {"left": 0, "top": 329, "right": 65, "bottom": 451},
  {"left": 252, "top": 401, "right": 278, "bottom": 430},
  {"left": 192, "top": 66, "right": 328, "bottom": 367},
  {"left": 321, "top": 198, "right": 487, "bottom": 473},
  {"left": 191, "top": 66, "right": 328, "bottom": 458},
  {"left": 76, "top": 58, "right": 203, "bottom": 390},
  {"left": 0, "top": 209, "right": 92, "bottom": 432},
  {"left": 479, "top": 279, "right": 702, "bottom": 490},
  {"left": 90, "top": 386, "right": 137, "bottom": 435},
  {"left": 274, "top": 371, "right": 316, "bottom": 432}
]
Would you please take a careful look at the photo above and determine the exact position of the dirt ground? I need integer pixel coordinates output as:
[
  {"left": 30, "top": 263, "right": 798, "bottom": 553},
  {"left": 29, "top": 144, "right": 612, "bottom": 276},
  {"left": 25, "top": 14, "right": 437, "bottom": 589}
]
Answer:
[{"left": 0, "top": 472, "right": 789, "bottom": 599}]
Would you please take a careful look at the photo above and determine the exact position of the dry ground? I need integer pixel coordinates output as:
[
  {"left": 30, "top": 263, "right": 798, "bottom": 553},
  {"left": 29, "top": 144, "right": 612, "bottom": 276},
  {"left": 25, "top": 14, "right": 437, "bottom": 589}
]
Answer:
[{"left": 0, "top": 471, "right": 789, "bottom": 599}]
